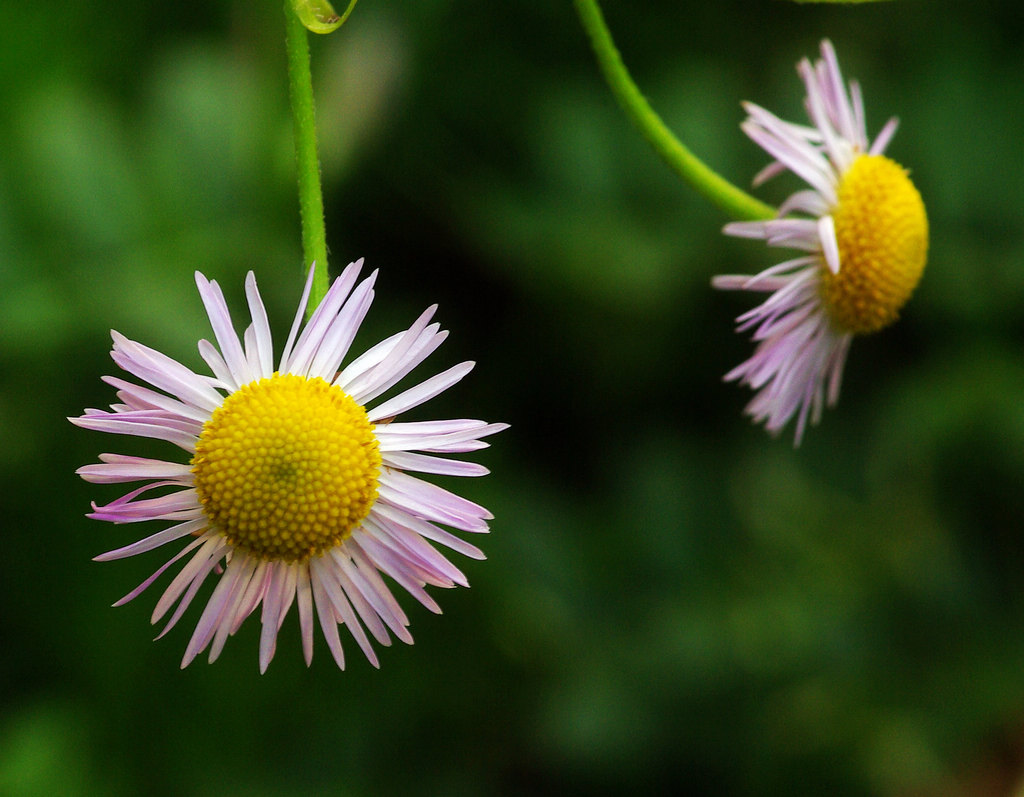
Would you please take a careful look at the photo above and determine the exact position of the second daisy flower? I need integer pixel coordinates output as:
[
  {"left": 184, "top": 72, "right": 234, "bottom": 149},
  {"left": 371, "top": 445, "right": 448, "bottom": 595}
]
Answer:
[{"left": 714, "top": 40, "right": 928, "bottom": 443}]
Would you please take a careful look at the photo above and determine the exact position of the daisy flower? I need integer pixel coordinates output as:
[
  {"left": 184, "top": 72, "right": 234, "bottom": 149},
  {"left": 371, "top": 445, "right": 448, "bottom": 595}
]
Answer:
[
  {"left": 72, "top": 260, "right": 506, "bottom": 672},
  {"left": 714, "top": 39, "right": 928, "bottom": 443}
]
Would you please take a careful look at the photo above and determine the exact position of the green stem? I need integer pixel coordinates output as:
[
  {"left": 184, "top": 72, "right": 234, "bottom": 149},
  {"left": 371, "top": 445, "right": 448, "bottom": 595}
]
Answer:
[
  {"left": 284, "top": 1, "right": 329, "bottom": 312},
  {"left": 573, "top": 0, "right": 775, "bottom": 222}
]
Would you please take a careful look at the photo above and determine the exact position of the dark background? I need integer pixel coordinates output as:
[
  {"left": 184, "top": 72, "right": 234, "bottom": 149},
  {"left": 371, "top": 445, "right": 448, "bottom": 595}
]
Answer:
[{"left": 3, "top": 1, "right": 1024, "bottom": 794}]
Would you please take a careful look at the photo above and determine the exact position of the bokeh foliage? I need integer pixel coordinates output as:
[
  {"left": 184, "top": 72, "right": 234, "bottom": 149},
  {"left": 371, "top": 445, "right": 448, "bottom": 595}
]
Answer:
[{"left": 3, "top": 1, "right": 1024, "bottom": 795}]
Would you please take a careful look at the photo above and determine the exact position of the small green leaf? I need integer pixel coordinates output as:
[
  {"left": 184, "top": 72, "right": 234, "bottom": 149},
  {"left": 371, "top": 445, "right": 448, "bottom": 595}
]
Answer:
[{"left": 290, "top": 0, "right": 357, "bottom": 35}]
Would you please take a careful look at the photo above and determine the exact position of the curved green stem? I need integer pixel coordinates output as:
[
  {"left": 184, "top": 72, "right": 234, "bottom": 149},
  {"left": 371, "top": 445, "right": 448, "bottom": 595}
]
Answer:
[
  {"left": 573, "top": 0, "right": 775, "bottom": 222},
  {"left": 284, "top": 1, "right": 329, "bottom": 312}
]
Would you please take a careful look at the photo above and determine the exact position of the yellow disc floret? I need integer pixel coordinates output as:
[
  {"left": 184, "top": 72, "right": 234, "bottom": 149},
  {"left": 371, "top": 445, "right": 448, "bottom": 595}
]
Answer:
[
  {"left": 191, "top": 373, "right": 381, "bottom": 563},
  {"left": 820, "top": 154, "right": 928, "bottom": 335}
]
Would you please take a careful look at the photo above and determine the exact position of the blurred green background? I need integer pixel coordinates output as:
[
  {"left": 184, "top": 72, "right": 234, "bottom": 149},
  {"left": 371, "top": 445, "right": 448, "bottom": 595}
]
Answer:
[{"left": 3, "top": 1, "right": 1024, "bottom": 794}]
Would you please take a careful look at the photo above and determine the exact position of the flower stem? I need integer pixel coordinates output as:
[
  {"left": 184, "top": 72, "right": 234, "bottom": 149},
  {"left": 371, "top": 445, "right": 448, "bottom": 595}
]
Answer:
[
  {"left": 284, "top": 1, "right": 329, "bottom": 311},
  {"left": 573, "top": 0, "right": 775, "bottom": 222}
]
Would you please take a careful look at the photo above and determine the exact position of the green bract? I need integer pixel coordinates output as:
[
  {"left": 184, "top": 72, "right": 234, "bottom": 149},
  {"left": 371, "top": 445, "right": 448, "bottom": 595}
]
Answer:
[{"left": 290, "top": 0, "right": 357, "bottom": 35}]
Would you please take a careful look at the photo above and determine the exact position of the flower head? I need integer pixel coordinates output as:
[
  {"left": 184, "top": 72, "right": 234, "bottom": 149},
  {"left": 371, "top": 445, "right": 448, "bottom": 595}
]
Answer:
[
  {"left": 72, "top": 261, "right": 506, "bottom": 672},
  {"left": 714, "top": 40, "right": 928, "bottom": 443}
]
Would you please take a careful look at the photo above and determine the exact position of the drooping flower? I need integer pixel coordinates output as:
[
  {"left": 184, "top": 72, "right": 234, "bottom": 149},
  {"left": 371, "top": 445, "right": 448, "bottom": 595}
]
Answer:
[
  {"left": 714, "top": 40, "right": 928, "bottom": 443},
  {"left": 72, "top": 260, "right": 506, "bottom": 672}
]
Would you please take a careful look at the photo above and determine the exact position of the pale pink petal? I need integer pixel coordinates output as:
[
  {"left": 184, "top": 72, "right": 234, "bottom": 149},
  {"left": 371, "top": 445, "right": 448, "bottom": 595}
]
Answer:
[
  {"left": 77, "top": 456, "right": 194, "bottom": 484},
  {"left": 375, "top": 419, "right": 504, "bottom": 449},
  {"left": 194, "top": 272, "right": 251, "bottom": 387},
  {"left": 366, "top": 361, "right": 474, "bottom": 422},
  {"left": 381, "top": 451, "right": 489, "bottom": 477},
  {"left": 296, "top": 564, "right": 315, "bottom": 666},
  {"left": 197, "top": 339, "right": 236, "bottom": 391},
  {"left": 283, "top": 261, "right": 365, "bottom": 376},
  {"left": 228, "top": 560, "right": 270, "bottom": 635},
  {"left": 343, "top": 306, "right": 441, "bottom": 402},
  {"left": 310, "top": 570, "right": 346, "bottom": 670},
  {"left": 311, "top": 557, "right": 379, "bottom": 668},
  {"left": 244, "top": 272, "right": 275, "bottom": 379},
  {"left": 182, "top": 553, "right": 253, "bottom": 667},
  {"left": 70, "top": 413, "right": 198, "bottom": 451},
  {"left": 327, "top": 550, "right": 394, "bottom": 646},
  {"left": 258, "top": 564, "right": 287, "bottom": 673},
  {"left": 354, "top": 531, "right": 445, "bottom": 613},
  {"left": 378, "top": 469, "right": 492, "bottom": 532},
  {"left": 101, "top": 376, "right": 211, "bottom": 423},
  {"left": 112, "top": 536, "right": 208, "bottom": 607},
  {"left": 307, "top": 274, "right": 377, "bottom": 381},
  {"left": 155, "top": 539, "right": 230, "bottom": 640},
  {"left": 109, "top": 332, "right": 223, "bottom": 412},
  {"left": 363, "top": 514, "right": 468, "bottom": 587},
  {"left": 345, "top": 539, "right": 411, "bottom": 634},
  {"left": 94, "top": 518, "right": 206, "bottom": 561},
  {"left": 208, "top": 555, "right": 261, "bottom": 663},
  {"left": 278, "top": 263, "right": 318, "bottom": 371}
]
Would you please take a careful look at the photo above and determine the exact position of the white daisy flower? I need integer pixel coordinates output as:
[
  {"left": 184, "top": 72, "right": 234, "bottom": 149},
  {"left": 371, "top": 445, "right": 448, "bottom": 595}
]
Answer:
[
  {"left": 714, "top": 40, "right": 928, "bottom": 443},
  {"left": 71, "top": 260, "right": 506, "bottom": 672}
]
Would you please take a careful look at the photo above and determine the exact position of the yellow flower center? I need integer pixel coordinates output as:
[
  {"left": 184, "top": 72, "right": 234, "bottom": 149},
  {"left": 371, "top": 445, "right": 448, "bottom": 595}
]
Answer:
[
  {"left": 820, "top": 154, "right": 928, "bottom": 335},
  {"left": 191, "top": 373, "right": 381, "bottom": 563}
]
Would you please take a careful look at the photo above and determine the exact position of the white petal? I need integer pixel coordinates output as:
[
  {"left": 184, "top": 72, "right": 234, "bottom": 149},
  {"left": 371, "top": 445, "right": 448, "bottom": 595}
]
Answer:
[{"left": 818, "top": 215, "right": 841, "bottom": 274}]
